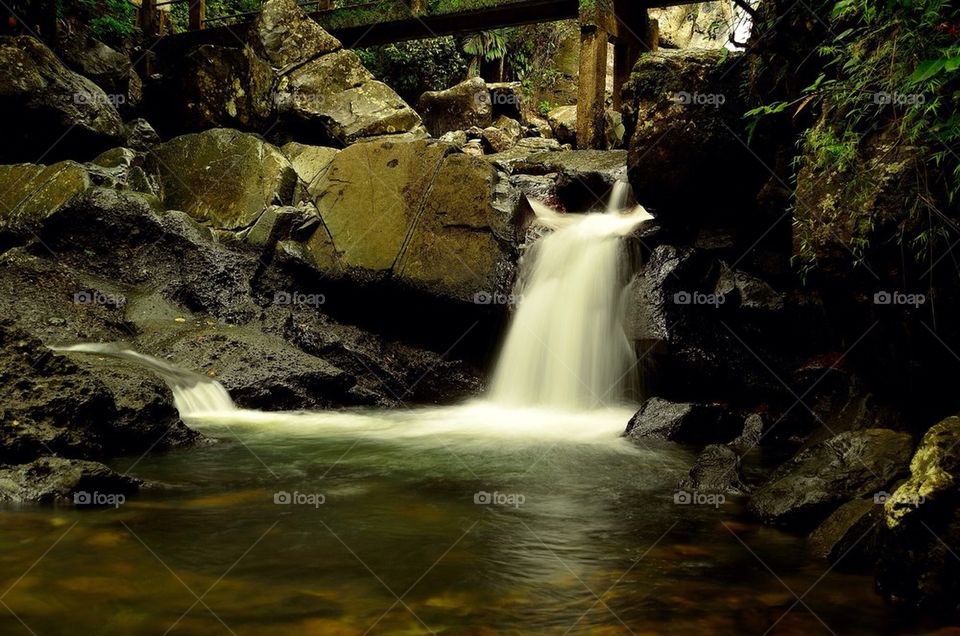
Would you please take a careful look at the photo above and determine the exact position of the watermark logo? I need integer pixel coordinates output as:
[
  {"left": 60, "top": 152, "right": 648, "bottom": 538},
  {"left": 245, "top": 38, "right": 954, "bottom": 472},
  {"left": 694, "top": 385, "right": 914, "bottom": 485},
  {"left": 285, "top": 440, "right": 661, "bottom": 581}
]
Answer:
[
  {"left": 873, "top": 290, "right": 926, "bottom": 308},
  {"left": 475, "top": 91, "right": 521, "bottom": 107},
  {"left": 73, "top": 491, "right": 125, "bottom": 508},
  {"left": 674, "top": 490, "right": 725, "bottom": 508},
  {"left": 74, "top": 92, "right": 126, "bottom": 107},
  {"left": 474, "top": 490, "right": 525, "bottom": 508},
  {"left": 273, "top": 490, "right": 325, "bottom": 508},
  {"left": 672, "top": 91, "right": 726, "bottom": 107},
  {"left": 273, "top": 290, "right": 325, "bottom": 307},
  {"left": 874, "top": 490, "right": 924, "bottom": 508},
  {"left": 73, "top": 290, "right": 123, "bottom": 307},
  {"left": 672, "top": 291, "right": 725, "bottom": 308},
  {"left": 473, "top": 291, "right": 522, "bottom": 305},
  {"left": 872, "top": 92, "right": 926, "bottom": 106}
]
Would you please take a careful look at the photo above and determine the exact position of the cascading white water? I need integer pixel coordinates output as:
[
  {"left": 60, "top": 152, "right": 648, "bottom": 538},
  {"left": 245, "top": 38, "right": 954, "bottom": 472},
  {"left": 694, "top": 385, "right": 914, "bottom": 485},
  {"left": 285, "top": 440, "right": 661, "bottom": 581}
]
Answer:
[
  {"left": 52, "top": 343, "right": 236, "bottom": 417},
  {"left": 488, "top": 182, "right": 652, "bottom": 410}
]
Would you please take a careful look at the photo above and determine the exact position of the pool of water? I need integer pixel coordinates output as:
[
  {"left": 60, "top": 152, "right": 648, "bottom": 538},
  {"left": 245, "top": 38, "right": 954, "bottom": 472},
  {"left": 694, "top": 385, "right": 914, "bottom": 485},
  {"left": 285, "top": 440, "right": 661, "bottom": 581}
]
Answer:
[{"left": 0, "top": 405, "right": 910, "bottom": 635}]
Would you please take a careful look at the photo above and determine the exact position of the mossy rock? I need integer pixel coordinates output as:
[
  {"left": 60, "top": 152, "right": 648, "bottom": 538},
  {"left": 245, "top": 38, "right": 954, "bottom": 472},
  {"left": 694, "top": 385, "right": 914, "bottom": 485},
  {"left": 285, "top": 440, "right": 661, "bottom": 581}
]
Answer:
[{"left": 0, "top": 162, "right": 90, "bottom": 236}]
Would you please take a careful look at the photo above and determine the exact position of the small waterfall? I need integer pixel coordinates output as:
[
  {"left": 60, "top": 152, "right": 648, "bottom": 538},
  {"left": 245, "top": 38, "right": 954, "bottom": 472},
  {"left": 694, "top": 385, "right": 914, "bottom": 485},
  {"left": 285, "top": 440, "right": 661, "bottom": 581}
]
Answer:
[
  {"left": 489, "top": 182, "right": 652, "bottom": 410},
  {"left": 52, "top": 343, "right": 236, "bottom": 417}
]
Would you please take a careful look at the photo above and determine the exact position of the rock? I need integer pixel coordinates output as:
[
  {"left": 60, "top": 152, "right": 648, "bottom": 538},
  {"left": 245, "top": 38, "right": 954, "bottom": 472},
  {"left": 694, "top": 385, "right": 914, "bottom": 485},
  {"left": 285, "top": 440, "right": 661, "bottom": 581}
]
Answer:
[
  {"left": 481, "top": 126, "right": 515, "bottom": 154},
  {"left": 605, "top": 110, "right": 625, "bottom": 149},
  {"left": 511, "top": 150, "right": 627, "bottom": 211},
  {"left": 463, "top": 139, "right": 484, "bottom": 157},
  {"left": 649, "top": 3, "right": 736, "bottom": 49},
  {"left": 748, "top": 428, "right": 913, "bottom": 527},
  {"left": 0, "top": 457, "right": 141, "bottom": 504},
  {"left": 621, "top": 49, "right": 760, "bottom": 218},
  {"left": 124, "top": 118, "right": 161, "bottom": 151},
  {"left": 484, "top": 137, "right": 563, "bottom": 172},
  {"left": 85, "top": 147, "right": 163, "bottom": 198},
  {"left": 247, "top": 0, "right": 341, "bottom": 67},
  {"left": 678, "top": 444, "right": 749, "bottom": 494},
  {"left": 417, "top": 77, "right": 492, "bottom": 137},
  {"left": 807, "top": 498, "right": 881, "bottom": 565},
  {"left": 625, "top": 397, "right": 741, "bottom": 445},
  {"left": 137, "top": 325, "right": 357, "bottom": 410},
  {"left": 547, "top": 105, "right": 578, "bottom": 146},
  {"left": 0, "top": 320, "right": 199, "bottom": 464},
  {"left": 276, "top": 49, "right": 423, "bottom": 145},
  {"left": 57, "top": 32, "right": 140, "bottom": 113},
  {"left": 439, "top": 130, "right": 468, "bottom": 148},
  {"left": 729, "top": 413, "right": 766, "bottom": 455},
  {"left": 298, "top": 139, "right": 517, "bottom": 302},
  {"left": 877, "top": 416, "right": 960, "bottom": 608},
  {"left": 0, "top": 162, "right": 91, "bottom": 239},
  {"left": 148, "top": 128, "right": 298, "bottom": 230},
  {"left": 281, "top": 142, "right": 338, "bottom": 198},
  {"left": 0, "top": 35, "right": 124, "bottom": 162}
]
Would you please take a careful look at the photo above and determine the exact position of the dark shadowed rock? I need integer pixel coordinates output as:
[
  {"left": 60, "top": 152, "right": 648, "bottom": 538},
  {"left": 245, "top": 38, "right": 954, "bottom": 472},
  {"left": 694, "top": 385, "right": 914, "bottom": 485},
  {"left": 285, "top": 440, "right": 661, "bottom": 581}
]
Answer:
[
  {"left": 124, "top": 119, "right": 161, "bottom": 151},
  {"left": 57, "top": 32, "right": 140, "bottom": 114},
  {"left": 0, "top": 457, "right": 141, "bottom": 503},
  {"left": 247, "top": 0, "right": 341, "bottom": 67},
  {"left": 0, "top": 320, "right": 199, "bottom": 464},
  {"left": 626, "top": 397, "right": 741, "bottom": 445},
  {"left": 678, "top": 444, "right": 749, "bottom": 494},
  {"left": 748, "top": 428, "right": 913, "bottom": 528},
  {"left": 807, "top": 498, "right": 881, "bottom": 566},
  {"left": 0, "top": 36, "right": 124, "bottom": 162}
]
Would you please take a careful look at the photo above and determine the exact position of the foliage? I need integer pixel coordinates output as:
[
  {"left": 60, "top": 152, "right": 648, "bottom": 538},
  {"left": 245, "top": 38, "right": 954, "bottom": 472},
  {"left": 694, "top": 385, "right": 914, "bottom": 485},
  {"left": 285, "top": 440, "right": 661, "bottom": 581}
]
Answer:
[
  {"left": 462, "top": 30, "right": 507, "bottom": 77},
  {"left": 356, "top": 37, "right": 468, "bottom": 104},
  {"left": 747, "top": 0, "right": 960, "bottom": 277},
  {"left": 75, "top": 0, "right": 139, "bottom": 42},
  {"left": 169, "top": 0, "right": 262, "bottom": 32}
]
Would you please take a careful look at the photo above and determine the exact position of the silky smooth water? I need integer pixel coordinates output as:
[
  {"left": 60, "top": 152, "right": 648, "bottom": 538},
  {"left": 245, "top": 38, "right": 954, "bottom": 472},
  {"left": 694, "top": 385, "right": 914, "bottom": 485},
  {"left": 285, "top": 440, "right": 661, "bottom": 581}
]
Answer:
[{"left": 0, "top": 410, "right": 904, "bottom": 635}]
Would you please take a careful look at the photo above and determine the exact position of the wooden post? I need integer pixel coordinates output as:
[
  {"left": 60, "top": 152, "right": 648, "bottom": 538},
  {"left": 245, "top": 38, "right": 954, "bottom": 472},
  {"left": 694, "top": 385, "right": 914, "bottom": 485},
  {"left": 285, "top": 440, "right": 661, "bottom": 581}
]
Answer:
[
  {"left": 141, "top": 0, "right": 158, "bottom": 37},
  {"left": 189, "top": 0, "right": 206, "bottom": 30},
  {"left": 611, "top": 2, "right": 656, "bottom": 110},
  {"left": 576, "top": 24, "right": 609, "bottom": 150}
]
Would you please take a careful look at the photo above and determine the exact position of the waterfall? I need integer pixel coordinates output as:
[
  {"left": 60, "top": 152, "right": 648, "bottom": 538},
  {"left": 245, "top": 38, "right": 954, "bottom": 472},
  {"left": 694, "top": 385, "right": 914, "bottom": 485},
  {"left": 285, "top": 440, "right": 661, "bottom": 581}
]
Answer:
[
  {"left": 51, "top": 343, "right": 236, "bottom": 417},
  {"left": 488, "top": 182, "right": 652, "bottom": 410}
]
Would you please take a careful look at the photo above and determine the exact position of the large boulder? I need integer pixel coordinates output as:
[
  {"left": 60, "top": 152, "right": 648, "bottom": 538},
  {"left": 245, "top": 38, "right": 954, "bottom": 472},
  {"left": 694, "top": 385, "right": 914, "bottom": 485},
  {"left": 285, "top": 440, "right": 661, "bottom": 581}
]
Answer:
[
  {"left": 649, "top": 3, "right": 736, "bottom": 49},
  {"left": 297, "top": 139, "right": 517, "bottom": 302},
  {"left": 547, "top": 105, "right": 578, "bottom": 146},
  {"left": 418, "top": 78, "right": 493, "bottom": 137},
  {"left": 0, "top": 161, "right": 91, "bottom": 240},
  {"left": 621, "top": 49, "right": 761, "bottom": 218},
  {"left": 57, "top": 33, "right": 141, "bottom": 114},
  {"left": 510, "top": 150, "right": 628, "bottom": 211},
  {"left": 807, "top": 498, "right": 881, "bottom": 566},
  {"left": 748, "top": 428, "right": 913, "bottom": 528},
  {"left": 877, "top": 416, "right": 960, "bottom": 608},
  {"left": 147, "top": 128, "right": 298, "bottom": 230},
  {"left": 246, "top": 0, "right": 341, "bottom": 67},
  {"left": 678, "top": 443, "right": 749, "bottom": 494},
  {"left": 0, "top": 320, "right": 199, "bottom": 465},
  {"left": 0, "top": 36, "right": 124, "bottom": 162}
]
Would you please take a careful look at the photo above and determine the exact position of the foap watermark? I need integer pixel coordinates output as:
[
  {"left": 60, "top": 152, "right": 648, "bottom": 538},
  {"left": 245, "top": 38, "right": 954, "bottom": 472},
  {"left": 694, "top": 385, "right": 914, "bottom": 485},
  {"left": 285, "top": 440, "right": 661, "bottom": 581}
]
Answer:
[
  {"left": 873, "top": 290, "right": 926, "bottom": 308},
  {"left": 73, "top": 491, "right": 126, "bottom": 508},
  {"left": 273, "top": 290, "right": 325, "bottom": 307},
  {"left": 273, "top": 490, "right": 325, "bottom": 508},
  {"left": 871, "top": 91, "right": 926, "bottom": 106},
  {"left": 674, "top": 490, "right": 725, "bottom": 508},
  {"left": 473, "top": 291, "right": 522, "bottom": 305},
  {"left": 874, "top": 490, "right": 925, "bottom": 508},
  {"left": 672, "top": 91, "right": 726, "bottom": 107},
  {"left": 474, "top": 490, "right": 525, "bottom": 508},
  {"left": 475, "top": 91, "right": 521, "bottom": 108},
  {"left": 673, "top": 290, "right": 725, "bottom": 308},
  {"left": 73, "top": 290, "right": 124, "bottom": 307},
  {"left": 74, "top": 92, "right": 126, "bottom": 108}
]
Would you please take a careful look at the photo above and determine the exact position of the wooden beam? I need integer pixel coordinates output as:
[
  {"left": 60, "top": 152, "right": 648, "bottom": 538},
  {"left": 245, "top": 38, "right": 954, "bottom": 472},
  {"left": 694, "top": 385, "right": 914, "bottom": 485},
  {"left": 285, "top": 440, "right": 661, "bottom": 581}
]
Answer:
[
  {"left": 189, "top": 0, "right": 206, "bottom": 30},
  {"left": 576, "top": 24, "right": 609, "bottom": 149},
  {"left": 141, "top": 0, "right": 158, "bottom": 37}
]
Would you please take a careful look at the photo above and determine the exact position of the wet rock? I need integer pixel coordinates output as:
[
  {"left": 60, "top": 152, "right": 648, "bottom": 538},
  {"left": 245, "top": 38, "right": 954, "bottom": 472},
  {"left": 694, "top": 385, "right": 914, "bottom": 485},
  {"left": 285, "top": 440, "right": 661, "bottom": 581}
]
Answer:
[
  {"left": 626, "top": 397, "right": 741, "bottom": 445},
  {"left": 148, "top": 128, "right": 298, "bottom": 230},
  {"left": 0, "top": 162, "right": 91, "bottom": 240},
  {"left": 57, "top": 32, "right": 140, "bottom": 114},
  {"left": 0, "top": 457, "right": 141, "bottom": 504},
  {"left": 86, "top": 147, "right": 163, "bottom": 198},
  {"left": 748, "top": 428, "right": 913, "bottom": 528},
  {"left": 124, "top": 119, "right": 161, "bottom": 151},
  {"left": 807, "top": 498, "right": 881, "bottom": 566},
  {"left": 247, "top": 0, "right": 341, "bottom": 67},
  {"left": 511, "top": 150, "right": 627, "bottom": 211},
  {"left": 418, "top": 77, "right": 492, "bottom": 137},
  {"left": 621, "top": 49, "right": 760, "bottom": 218},
  {"left": 650, "top": 3, "right": 736, "bottom": 49},
  {"left": 484, "top": 137, "right": 563, "bottom": 173},
  {"left": 0, "top": 320, "right": 198, "bottom": 464},
  {"left": 877, "top": 416, "right": 960, "bottom": 609},
  {"left": 0, "top": 35, "right": 124, "bottom": 162},
  {"left": 678, "top": 444, "right": 749, "bottom": 494},
  {"left": 729, "top": 413, "right": 766, "bottom": 455}
]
